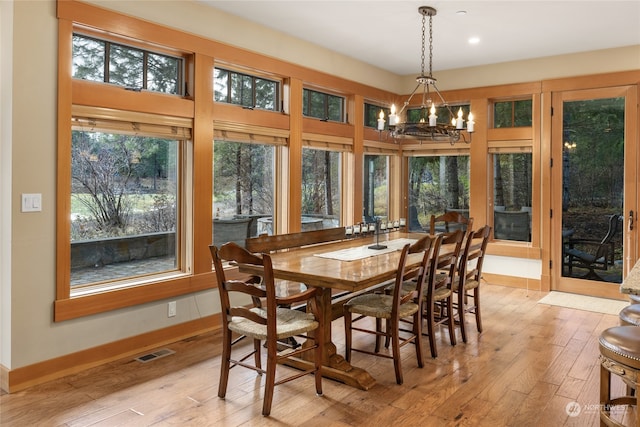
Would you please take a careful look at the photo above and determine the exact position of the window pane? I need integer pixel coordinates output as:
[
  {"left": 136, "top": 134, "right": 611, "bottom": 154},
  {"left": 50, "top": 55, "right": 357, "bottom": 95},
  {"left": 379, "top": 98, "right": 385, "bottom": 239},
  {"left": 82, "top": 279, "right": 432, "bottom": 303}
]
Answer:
[
  {"left": 514, "top": 100, "right": 533, "bottom": 127},
  {"left": 364, "top": 104, "right": 390, "bottom": 128},
  {"left": 254, "top": 78, "right": 276, "bottom": 110},
  {"left": 302, "top": 89, "right": 310, "bottom": 116},
  {"left": 363, "top": 155, "right": 389, "bottom": 222},
  {"left": 70, "top": 131, "right": 179, "bottom": 286},
  {"left": 147, "top": 53, "right": 180, "bottom": 95},
  {"left": 72, "top": 35, "right": 105, "bottom": 82},
  {"left": 327, "top": 95, "right": 343, "bottom": 122},
  {"left": 214, "top": 68, "right": 229, "bottom": 103},
  {"left": 494, "top": 102, "right": 512, "bottom": 128},
  {"left": 408, "top": 155, "right": 470, "bottom": 231},
  {"left": 302, "top": 148, "right": 341, "bottom": 230},
  {"left": 213, "top": 141, "right": 275, "bottom": 242},
  {"left": 493, "top": 153, "right": 532, "bottom": 242},
  {"left": 309, "top": 91, "right": 326, "bottom": 119},
  {"left": 109, "top": 44, "right": 144, "bottom": 88}
]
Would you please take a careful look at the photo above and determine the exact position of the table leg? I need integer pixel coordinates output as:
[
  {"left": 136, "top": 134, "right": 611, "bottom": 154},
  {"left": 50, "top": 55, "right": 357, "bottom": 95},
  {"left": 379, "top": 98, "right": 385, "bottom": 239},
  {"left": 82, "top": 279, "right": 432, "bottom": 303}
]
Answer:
[{"left": 283, "top": 287, "right": 376, "bottom": 390}]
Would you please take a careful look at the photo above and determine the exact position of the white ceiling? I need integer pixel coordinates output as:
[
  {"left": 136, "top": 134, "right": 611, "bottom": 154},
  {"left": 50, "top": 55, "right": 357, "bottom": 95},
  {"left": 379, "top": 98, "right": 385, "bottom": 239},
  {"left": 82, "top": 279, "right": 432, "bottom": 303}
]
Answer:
[{"left": 199, "top": 0, "right": 640, "bottom": 75}]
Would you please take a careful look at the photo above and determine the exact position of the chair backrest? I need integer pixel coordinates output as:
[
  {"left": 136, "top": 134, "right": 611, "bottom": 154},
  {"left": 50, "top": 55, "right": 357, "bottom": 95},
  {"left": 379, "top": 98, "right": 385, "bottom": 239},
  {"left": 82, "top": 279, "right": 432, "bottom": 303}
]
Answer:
[
  {"left": 493, "top": 210, "right": 530, "bottom": 241},
  {"left": 213, "top": 217, "right": 252, "bottom": 248},
  {"left": 210, "top": 242, "right": 275, "bottom": 329},
  {"left": 429, "top": 211, "right": 474, "bottom": 235},
  {"left": 410, "top": 234, "right": 442, "bottom": 303},
  {"left": 458, "top": 225, "right": 492, "bottom": 286},
  {"left": 435, "top": 229, "right": 465, "bottom": 289},
  {"left": 600, "top": 213, "right": 622, "bottom": 245},
  {"left": 245, "top": 227, "right": 346, "bottom": 253}
]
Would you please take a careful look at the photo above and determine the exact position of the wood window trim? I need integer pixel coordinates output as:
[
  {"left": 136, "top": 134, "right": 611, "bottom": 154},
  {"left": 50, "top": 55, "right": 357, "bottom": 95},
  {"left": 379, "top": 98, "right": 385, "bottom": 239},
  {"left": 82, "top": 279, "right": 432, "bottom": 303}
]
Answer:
[{"left": 57, "top": 6, "right": 216, "bottom": 321}]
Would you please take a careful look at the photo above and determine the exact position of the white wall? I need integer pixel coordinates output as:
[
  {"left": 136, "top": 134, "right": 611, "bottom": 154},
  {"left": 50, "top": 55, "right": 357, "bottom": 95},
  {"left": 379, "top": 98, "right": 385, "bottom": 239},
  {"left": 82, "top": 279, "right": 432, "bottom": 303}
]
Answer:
[{"left": 5, "top": 0, "right": 639, "bottom": 372}]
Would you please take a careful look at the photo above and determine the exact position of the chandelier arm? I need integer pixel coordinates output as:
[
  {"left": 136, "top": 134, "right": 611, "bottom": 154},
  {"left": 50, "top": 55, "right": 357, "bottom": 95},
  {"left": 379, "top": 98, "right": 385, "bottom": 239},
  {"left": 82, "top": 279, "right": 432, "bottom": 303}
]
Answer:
[
  {"left": 428, "top": 81, "right": 456, "bottom": 119},
  {"left": 395, "top": 82, "right": 424, "bottom": 117}
]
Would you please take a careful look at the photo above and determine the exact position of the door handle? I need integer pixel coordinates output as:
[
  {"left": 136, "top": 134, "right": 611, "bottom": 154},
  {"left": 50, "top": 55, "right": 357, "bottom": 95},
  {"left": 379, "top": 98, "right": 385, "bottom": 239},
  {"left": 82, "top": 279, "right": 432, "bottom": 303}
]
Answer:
[{"left": 630, "top": 210, "right": 634, "bottom": 231}]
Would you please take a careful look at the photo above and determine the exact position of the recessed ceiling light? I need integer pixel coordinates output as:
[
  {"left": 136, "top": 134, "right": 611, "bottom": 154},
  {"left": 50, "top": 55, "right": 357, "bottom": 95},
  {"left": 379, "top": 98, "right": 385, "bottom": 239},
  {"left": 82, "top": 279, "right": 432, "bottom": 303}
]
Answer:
[
  {"left": 468, "top": 37, "right": 480, "bottom": 45},
  {"left": 456, "top": 10, "right": 467, "bottom": 15}
]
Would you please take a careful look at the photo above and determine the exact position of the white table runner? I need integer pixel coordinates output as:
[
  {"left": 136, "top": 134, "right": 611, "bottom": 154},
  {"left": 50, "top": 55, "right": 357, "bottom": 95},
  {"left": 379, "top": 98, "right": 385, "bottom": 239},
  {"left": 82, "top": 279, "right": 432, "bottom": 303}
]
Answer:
[{"left": 314, "top": 238, "right": 417, "bottom": 261}]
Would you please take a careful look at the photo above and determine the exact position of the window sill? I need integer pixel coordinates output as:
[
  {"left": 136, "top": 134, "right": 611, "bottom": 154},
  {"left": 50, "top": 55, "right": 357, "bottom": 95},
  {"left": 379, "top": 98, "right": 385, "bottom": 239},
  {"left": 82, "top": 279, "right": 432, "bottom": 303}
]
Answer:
[{"left": 54, "top": 271, "right": 215, "bottom": 322}]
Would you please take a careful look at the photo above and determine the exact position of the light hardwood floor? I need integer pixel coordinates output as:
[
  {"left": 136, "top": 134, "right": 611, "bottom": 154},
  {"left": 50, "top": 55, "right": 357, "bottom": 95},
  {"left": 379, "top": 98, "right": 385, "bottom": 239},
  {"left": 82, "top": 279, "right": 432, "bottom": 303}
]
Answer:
[{"left": 0, "top": 284, "right": 634, "bottom": 426}]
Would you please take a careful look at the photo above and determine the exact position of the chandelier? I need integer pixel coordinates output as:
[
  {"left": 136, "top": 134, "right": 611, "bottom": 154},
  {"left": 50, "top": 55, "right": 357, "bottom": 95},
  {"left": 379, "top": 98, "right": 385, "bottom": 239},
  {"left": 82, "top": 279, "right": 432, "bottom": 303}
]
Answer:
[{"left": 379, "top": 6, "right": 474, "bottom": 144}]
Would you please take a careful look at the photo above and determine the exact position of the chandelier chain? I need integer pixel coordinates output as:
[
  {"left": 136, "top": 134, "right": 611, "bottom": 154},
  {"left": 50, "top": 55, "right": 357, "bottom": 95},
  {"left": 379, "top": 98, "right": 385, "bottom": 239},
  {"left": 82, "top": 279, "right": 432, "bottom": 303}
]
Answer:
[
  {"left": 427, "top": 12, "right": 433, "bottom": 77},
  {"left": 421, "top": 13, "right": 426, "bottom": 76}
]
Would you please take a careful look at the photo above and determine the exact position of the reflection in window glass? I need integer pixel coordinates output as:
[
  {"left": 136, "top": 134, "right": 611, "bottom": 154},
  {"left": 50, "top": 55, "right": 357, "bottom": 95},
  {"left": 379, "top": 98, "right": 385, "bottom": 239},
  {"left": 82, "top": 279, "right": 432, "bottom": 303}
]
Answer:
[
  {"left": 70, "top": 131, "right": 179, "bottom": 287},
  {"left": 363, "top": 155, "right": 389, "bottom": 222},
  {"left": 302, "top": 148, "right": 341, "bottom": 230},
  {"left": 408, "top": 155, "right": 470, "bottom": 231},
  {"left": 213, "top": 141, "right": 274, "bottom": 242},
  {"left": 493, "top": 153, "right": 532, "bottom": 242}
]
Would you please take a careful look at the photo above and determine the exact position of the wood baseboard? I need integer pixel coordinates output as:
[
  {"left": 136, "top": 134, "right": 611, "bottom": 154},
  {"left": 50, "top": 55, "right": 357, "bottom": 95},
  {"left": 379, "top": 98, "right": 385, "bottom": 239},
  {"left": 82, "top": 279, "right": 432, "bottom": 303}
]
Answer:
[
  {"left": 3, "top": 314, "right": 221, "bottom": 393},
  {"left": 482, "top": 272, "right": 541, "bottom": 291}
]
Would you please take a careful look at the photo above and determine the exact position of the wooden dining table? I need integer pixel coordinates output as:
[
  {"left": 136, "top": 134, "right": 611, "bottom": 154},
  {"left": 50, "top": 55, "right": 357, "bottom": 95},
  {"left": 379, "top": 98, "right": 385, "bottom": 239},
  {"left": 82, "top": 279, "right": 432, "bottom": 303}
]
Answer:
[{"left": 239, "top": 231, "right": 429, "bottom": 390}]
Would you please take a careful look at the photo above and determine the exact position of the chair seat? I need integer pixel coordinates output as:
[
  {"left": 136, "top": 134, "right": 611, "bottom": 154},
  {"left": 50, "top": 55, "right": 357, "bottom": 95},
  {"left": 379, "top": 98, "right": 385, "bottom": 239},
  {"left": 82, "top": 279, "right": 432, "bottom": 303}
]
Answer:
[
  {"left": 619, "top": 304, "right": 640, "bottom": 326},
  {"left": 599, "top": 326, "right": 640, "bottom": 370},
  {"left": 564, "top": 248, "right": 604, "bottom": 264},
  {"left": 451, "top": 277, "right": 480, "bottom": 292},
  {"left": 433, "top": 286, "right": 451, "bottom": 301},
  {"left": 344, "top": 293, "right": 419, "bottom": 319},
  {"left": 228, "top": 307, "right": 318, "bottom": 340}
]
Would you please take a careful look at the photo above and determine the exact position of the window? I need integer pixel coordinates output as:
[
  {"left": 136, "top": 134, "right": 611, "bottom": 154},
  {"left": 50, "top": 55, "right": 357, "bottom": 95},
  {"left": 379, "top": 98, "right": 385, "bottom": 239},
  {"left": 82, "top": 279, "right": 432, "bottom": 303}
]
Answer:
[
  {"left": 303, "top": 88, "right": 344, "bottom": 122},
  {"left": 363, "top": 154, "right": 389, "bottom": 221},
  {"left": 213, "top": 140, "right": 275, "bottom": 241},
  {"left": 407, "top": 104, "right": 472, "bottom": 129},
  {"left": 492, "top": 153, "right": 532, "bottom": 242},
  {"left": 70, "top": 127, "right": 183, "bottom": 289},
  {"left": 407, "top": 155, "right": 470, "bottom": 231},
  {"left": 364, "top": 103, "right": 390, "bottom": 129},
  {"left": 302, "top": 148, "right": 341, "bottom": 229},
  {"left": 214, "top": 68, "right": 280, "bottom": 111},
  {"left": 72, "top": 33, "right": 183, "bottom": 95},
  {"left": 493, "top": 99, "right": 532, "bottom": 128}
]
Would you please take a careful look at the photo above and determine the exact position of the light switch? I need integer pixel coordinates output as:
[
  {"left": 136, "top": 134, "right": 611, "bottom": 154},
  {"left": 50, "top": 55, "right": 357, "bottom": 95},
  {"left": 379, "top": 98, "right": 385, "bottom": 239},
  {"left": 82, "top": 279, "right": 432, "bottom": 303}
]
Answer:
[{"left": 21, "top": 193, "right": 42, "bottom": 212}]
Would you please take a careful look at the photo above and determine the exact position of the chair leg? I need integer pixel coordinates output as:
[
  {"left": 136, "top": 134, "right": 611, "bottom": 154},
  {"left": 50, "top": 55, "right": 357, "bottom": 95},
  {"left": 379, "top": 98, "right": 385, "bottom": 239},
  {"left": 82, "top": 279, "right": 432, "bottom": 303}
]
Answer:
[
  {"left": 218, "top": 329, "right": 232, "bottom": 399},
  {"left": 313, "top": 324, "right": 323, "bottom": 397},
  {"left": 254, "top": 338, "right": 262, "bottom": 372},
  {"left": 600, "top": 363, "right": 611, "bottom": 426},
  {"left": 344, "top": 311, "right": 352, "bottom": 363},
  {"left": 457, "top": 289, "right": 468, "bottom": 343},
  {"left": 446, "top": 297, "right": 456, "bottom": 346},
  {"left": 390, "top": 320, "right": 403, "bottom": 385},
  {"left": 424, "top": 303, "right": 437, "bottom": 358},
  {"left": 474, "top": 289, "right": 483, "bottom": 333},
  {"left": 262, "top": 337, "right": 278, "bottom": 416},
  {"left": 413, "top": 311, "right": 424, "bottom": 368},
  {"left": 375, "top": 318, "right": 382, "bottom": 353}
]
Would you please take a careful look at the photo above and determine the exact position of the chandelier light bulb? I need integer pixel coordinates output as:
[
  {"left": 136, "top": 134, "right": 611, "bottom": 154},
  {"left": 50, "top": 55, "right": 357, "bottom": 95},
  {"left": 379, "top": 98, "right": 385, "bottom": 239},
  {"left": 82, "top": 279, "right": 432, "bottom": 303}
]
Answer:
[{"left": 377, "top": 110, "right": 385, "bottom": 130}]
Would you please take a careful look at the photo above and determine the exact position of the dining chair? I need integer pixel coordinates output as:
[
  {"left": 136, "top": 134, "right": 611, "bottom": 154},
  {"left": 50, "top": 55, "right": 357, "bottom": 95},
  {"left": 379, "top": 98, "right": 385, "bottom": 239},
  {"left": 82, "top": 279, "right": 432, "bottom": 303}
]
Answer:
[
  {"left": 424, "top": 229, "right": 464, "bottom": 357},
  {"left": 429, "top": 211, "right": 473, "bottom": 235},
  {"left": 343, "top": 235, "right": 436, "bottom": 385},
  {"left": 210, "top": 242, "right": 324, "bottom": 416},
  {"left": 453, "top": 225, "right": 492, "bottom": 343}
]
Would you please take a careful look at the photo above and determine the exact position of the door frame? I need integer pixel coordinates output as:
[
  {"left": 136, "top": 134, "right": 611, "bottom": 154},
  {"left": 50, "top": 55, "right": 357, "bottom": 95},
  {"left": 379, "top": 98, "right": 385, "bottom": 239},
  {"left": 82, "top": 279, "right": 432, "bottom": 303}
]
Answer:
[{"left": 550, "top": 85, "right": 638, "bottom": 299}]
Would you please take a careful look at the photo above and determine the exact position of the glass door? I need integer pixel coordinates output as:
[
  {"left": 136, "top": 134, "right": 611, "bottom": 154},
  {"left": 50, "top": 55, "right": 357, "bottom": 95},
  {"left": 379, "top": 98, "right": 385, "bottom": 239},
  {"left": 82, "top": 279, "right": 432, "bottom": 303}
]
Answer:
[{"left": 552, "top": 86, "right": 637, "bottom": 299}]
